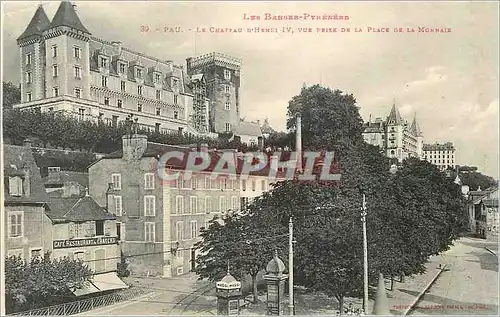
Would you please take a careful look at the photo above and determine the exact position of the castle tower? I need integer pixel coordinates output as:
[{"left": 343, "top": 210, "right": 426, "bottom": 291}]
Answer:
[
  {"left": 410, "top": 113, "right": 424, "bottom": 159},
  {"left": 42, "top": 1, "right": 92, "bottom": 99},
  {"left": 385, "top": 102, "right": 405, "bottom": 162},
  {"left": 17, "top": 5, "right": 51, "bottom": 102},
  {"left": 186, "top": 53, "right": 242, "bottom": 134}
]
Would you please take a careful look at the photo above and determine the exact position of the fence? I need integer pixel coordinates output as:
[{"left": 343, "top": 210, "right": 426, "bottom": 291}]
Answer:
[{"left": 9, "top": 286, "right": 153, "bottom": 316}]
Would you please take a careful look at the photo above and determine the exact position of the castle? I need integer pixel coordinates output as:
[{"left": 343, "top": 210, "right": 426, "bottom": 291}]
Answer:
[
  {"left": 14, "top": 1, "right": 260, "bottom": 140},
  {"left": 362, "top": 102, "right": 424, "bottom": 163}
]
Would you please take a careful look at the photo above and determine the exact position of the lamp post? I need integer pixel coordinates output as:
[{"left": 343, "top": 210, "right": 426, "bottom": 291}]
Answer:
[{"left": 361, "top": 194, "right": 368, "bottom": 314}]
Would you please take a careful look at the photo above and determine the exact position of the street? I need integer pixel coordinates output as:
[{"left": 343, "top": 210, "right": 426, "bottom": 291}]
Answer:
[{"left": 409, "top": 237, "right": 498, "bottom": 315}]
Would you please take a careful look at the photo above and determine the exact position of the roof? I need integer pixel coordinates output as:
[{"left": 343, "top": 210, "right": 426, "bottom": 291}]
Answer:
[
  {"left": 387, "top": 103, "right": 404, "bottom": 125},
  {"left": 364, "top": 121, "right": 385, "bottom": 133},
  {"left": 3, "top": 145, "right": 50, "bottom": 205},
  {"left": 17, "top": 5, "right": 51, "bottom": 41},
  {"left": 46, "top": 195, "right": 115, "bottom": 222},
  {"left": 266, "top": 251, "right": 286, "bottom": 274},
  {"left": 48, "top": 1, "right": 90, "bottom": 34},
  {"left": 260, "top": 118, "right": 276, "bottom": 134},
  {"left": 410, "top": 115, "right": 423, "bottom": 137},
  {"left": 237, "top": 121, "right": 262, "bottom": 137},
  {"left": 423, "top": 142, "right": 455, "bottom": 151},
  {"left": 42, "top": 171, "right": 89, "bottom": 188}
]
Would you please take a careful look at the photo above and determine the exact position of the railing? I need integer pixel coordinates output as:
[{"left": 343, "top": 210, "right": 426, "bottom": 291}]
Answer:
[{"left": 9, "top": 286, "right": 153, "bottom": 316}]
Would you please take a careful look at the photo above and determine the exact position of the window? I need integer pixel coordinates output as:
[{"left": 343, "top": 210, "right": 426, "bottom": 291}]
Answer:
[
  {"left": 183, "top": 176, "right": 192, "bottom": 189},
  {"left": 114, "top": 196, "right": 122, "bottom": 216},
  {"left": 52, "top": 45, "right": 57, "bottom": 58},
  {"left": 205, "top": 177, "right": 211, "bottom": 189},
  {"left": 220, "top": 196, "right": 226, "bottom": 213},
  {"left": 26, "top": 92, "right": 32, "bottom": 102},
  {"left": 145, "top": 222, "right": 155, "bottom": 242},
  {"left": 26, "top": 53, "right": 32, "bottom": 65},
  {"left": 74, "top": 66, "right": 81, "bottom": 79},
  {"left": 174, "top": 95, "right": 178, "bottom": 104},
  {"left": 31, "top": 248, "right": 42, "bottom": 260},
  {"left": 225, "top": 102, "right": 230, "bottom": 110},
  {"left": 154, "top": 73, "right": 161, "bottom": 83},
  {"left": 177, "top": 267, "right": 184, "bottom": 275},
  {"left": 190, "top": 196, "right": 198, "bottom": 214},
  {"left": 225, "top": 123, "right": 231, "bottom": 132},
  {"left": 144, "top": 173, "right": 155, "bottom": 189},
  {"left": 52, "top": 65, "right": 59, "bottom": 77},
  {"left": 8, "top": 211, "right": 23, "bottom": 238},
  {"left": 74, "top": 88, "right": 82, "bottom": 98},
  {"left": 9, "top": 176, "right": 23, "bottom": 197},
  {"left": 173, "top": 111, "right": 179, "bottom": 119},
  {"left": 138, "top": 86, "right": 143, "bottom": 96},
  {"left": 198, "top": 197, "right": 205, "bottom": 213},
  {"left": 137, "top": 104, "right": 142, "bottom": 112},
  {"left": 78, "top": 108, "right": 85, "bottom": 121},
  {"left": 225, "top": 85, "right": 230, "bottom": 94},
  {"left": 192, "top": 176, "right": 198, "bottom": 189},
  {"left": 156, "top": 107, "right": 161, "bottom": 116},
  {"left": 117, "top": 99, "right": 123, "bottom": 108},
  {"left": 116, "top": 222, "right": 123, "bottom": 240},
  {"left": 26, "top": 72, "right": 32, "bottom": 84},
  {"left": 172, "top": 78, "right": 178, "bottom": 87},
  {"left": 120, "top": 81, "right": 126, "bottom": 92},
  {"left": 176, "top": 222, "right": 183, "bottom": 241},
  {"left": 252, "top": 180, "right": 256, "bottom": 191},
  {"left": 53, "top": 86, "right": 59, "bottom": 97},
  {"left": 112, "top": 174, "right": 121, "bottom": 190},
  {"left": 104, "top": 97, "right": 110, "bottom": 105},
  {"left": 190, "top": 221, "right": 198, "bottom": 239},
  {"left": 241, "top": 179, "right": 246, "bottom": 191},
  {"left": 101, "top": 76, "right": 108, "bottom": 87},
  {"left": 144, "top": 196, "right": 156, "bottom": 216},
  {"left": 155, "top": 123, "right": 160, "bottom": 133},
  {"left": 205, "top": 197, "right": 211, "bottom": 213},
  {"left": 176, "top": 196, "right": 184, "bottom": 214},
  {"left": 156, "top": 90, "right": 161, "bottom": 100},
  {"left": 119, "top": 63, "right": 126, "bottom": 74},
  {"left": 231, "top": 196, "right": 238, "bottom": 210},
  {"left": 136, "top": 68, "right": 143, "bottom": 78},
  {"left": 99, "top": 57, "right": 108, "bottom": 69},
  {"left": 224, "top": 69, "right": 231, "bottom": 80},
  {"left": 48, "top": 107, "right": 54, "bottom": 112},
  {"left": 74, "top": 47, "right": 81, "bottom": 59}
]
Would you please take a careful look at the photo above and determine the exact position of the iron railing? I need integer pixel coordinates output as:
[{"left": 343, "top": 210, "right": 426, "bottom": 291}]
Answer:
[{"left": 9, "top": 286, "right": 152, "bottom": 316}]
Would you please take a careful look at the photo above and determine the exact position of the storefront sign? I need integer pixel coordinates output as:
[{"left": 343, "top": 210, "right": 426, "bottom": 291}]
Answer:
[{"left": 53, "top": 236, "right": 117, "bottom": 249}]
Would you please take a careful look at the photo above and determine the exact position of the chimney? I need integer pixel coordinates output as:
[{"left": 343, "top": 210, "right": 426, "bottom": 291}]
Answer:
[
  {"left": 122, "top": 134, "right": 148, "bottom": 161},
  {"left": 106, "top": 183, "right": 114, "bottom": 212},
  {"left": 23, "top": 139, "right": 32, "bottom": 148},
  {"left": 295, "top": 114, "right": 303, "bottom": 172},
  {"left": 257, "top": 136, "right": 264, "bottom": 152},
  {"left": 112, "top": 41, "right": 122, "bottom": 55}
]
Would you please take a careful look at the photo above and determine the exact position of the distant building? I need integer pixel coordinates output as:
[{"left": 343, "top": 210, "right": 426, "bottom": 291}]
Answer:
[
  {"left": 362, "top": 102, "right": 423, "bottom": 162},
  {"left": 260, "top": 118, "right": 277, "bottom": 139},
  {"left": 236, "top": 121, "right": 263, "bottom": 147},
  {"left": 422, "top": 142, "right": 456, "bottom": 171},
  {"left": 467, "top": 187, "right": 499, "bottom": 239}
]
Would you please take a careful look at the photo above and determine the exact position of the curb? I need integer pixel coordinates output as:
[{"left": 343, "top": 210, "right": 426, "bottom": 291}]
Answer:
[
  {"left": 485, "top": 247, "right": 498, "bottom": 257},
  {"left": 403, "top": 264, "right": 447, "bottom": 316}
]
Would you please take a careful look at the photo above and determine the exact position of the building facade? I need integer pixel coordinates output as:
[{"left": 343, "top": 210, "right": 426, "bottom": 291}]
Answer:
[
  {"left": 362, "top": 103, "right": 423, "bottom": 162},
  {"left": 422, "top": 142, "right": 456, "bottom": 171},
  {"left": 15, "top": 2, "right": 214, "bottom": 136},
  {"left": 467, "top": 187, "right": 499, "bottom": 239},
  {"left": 186, "top": 53, "right": 242, "bottom": 134}
]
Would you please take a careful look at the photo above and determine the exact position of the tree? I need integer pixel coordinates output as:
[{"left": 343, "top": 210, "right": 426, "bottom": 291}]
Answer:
[
  {"left": 2, "top": 81, "right": 21, "bottom": 110},
  {"left": 459, "top": 170, "right": 497, "bottom": 191},
  {"left": 5, "top": 252, "right": 93, "bottom": 313}
]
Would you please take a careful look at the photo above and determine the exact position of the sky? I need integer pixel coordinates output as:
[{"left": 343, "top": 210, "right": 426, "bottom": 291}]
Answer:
[{"left": 2, "top": 1, "right": 499, "bottom": 178}]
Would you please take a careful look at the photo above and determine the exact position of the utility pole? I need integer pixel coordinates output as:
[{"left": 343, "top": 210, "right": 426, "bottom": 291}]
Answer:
[
  {"left": 362, "top": 194, "right": 369, "bottom": 314},
  {"left": 289, "top": 217, "right": 294, "bottom": 315}
]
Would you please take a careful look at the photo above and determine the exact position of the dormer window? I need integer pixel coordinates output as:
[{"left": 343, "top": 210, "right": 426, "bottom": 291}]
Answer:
[
  {"left": 99, "top": 56, "right": 109, "bottom": 69},
  {"left": 136, "top": 68, "right": 143, "bottom": 79},
  {"left": 224, "top": 69, "right": 231, "bottom": 81},
  {"left": 9, "top": 176, "right": 23, "bottom": 197},
  {"left": 172, "top": 78, "right": 178, "bottom": 87},
  {"left": 118, "top": 62, "right": 126, "bottom": 74},
  {"left": 154, "top": 72, "right": 162, "bottom": 84}
]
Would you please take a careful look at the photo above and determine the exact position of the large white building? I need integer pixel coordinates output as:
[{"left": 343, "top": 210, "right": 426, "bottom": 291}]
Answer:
[
  {"left": 423, "top": 142, "right": 456, "bottom": 171},
  {"left": 363, "top": 102, "right": 424, "bottom": 162}
]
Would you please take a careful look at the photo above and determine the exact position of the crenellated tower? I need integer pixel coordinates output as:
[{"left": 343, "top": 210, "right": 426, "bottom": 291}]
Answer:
[{"left": 186, "top": 53, "right": 241, "bottom": 134}]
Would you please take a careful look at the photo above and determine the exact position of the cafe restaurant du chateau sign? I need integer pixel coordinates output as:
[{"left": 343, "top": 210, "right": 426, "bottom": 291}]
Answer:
[{"left": 53, "top": 236, "right": 118, "bottom": 249}]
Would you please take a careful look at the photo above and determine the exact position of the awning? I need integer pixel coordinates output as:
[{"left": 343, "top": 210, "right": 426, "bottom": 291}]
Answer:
[
  {"left": 71, "top": 281, "right": 100, "bottom": 296},
  {"left": 91, "top": 272, "right": 129, "bottom": 292}
]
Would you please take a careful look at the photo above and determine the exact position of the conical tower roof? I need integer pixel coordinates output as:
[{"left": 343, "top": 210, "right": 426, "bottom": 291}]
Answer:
[
  {"left": 410, "top": 113, "right": 423, "bottom": 137},
  {"left": 48, "top": 1, "right": 90, "bottom": 34},
  {"left": 17, "top": 5, "right": 51, "bottom": 41},
  {"left": 387, "top": 102, "right": 404, "bottom": 125}
]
